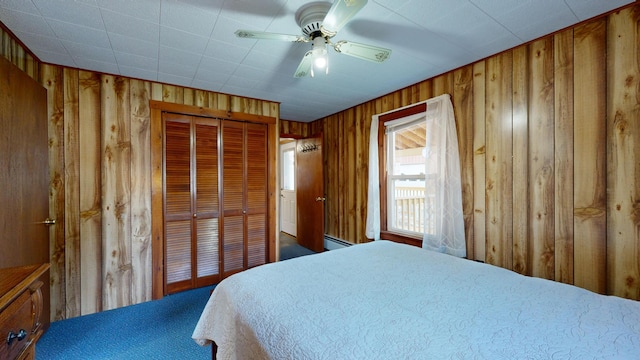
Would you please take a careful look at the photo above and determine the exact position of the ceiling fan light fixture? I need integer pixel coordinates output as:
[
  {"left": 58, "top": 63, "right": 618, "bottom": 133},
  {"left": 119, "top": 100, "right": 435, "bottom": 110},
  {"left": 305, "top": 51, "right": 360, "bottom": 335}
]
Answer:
[
  {"left": 234, "top": 0, "right": 389, "bottom": 78},
  {"left": 311, "top": 36, "right": 329, "bottom": 77}
]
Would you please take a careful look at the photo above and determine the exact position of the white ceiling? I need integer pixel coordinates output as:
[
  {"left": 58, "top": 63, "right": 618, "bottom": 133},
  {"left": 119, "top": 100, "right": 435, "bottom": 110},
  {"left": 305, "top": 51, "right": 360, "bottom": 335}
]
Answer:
[{"left": 0, "top": 0, "right": 633, "bottom": 122}]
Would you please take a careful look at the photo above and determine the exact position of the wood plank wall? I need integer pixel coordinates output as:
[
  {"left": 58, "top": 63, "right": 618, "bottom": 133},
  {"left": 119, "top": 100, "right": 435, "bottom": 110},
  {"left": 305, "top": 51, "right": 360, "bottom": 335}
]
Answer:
[
  {"left": 284, "top": 6, "right": 639, "bottom": 300},
  {"left": 42, "top": 71, "right": 279, "bottom": 320},
  {"left": 2, "top": 25, "right": 280, "bottom": 319},
  {"left": 48, "top": 70, "right": 279, "bottom": 319}
]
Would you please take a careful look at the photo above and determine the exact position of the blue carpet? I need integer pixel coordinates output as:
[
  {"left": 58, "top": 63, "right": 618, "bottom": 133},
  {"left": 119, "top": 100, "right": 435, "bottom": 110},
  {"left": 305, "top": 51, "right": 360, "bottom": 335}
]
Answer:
[
  {"left": 37, "top": 286, "right": 213, "bottom": 360},
  {"left": 280, "top": 243, "right": 316, "bottom": 260}
]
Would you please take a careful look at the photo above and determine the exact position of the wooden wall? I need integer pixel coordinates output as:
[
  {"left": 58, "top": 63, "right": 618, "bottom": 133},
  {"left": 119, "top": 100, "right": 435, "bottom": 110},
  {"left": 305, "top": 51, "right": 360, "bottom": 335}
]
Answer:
[
  {"left": 2, "top": 25, "right": 280, "bottom": 319},
  {"left": 42, "top": 71, "right": 279, "bottom": 320},
  {"left": 303, "top": 6, "right": 639, "bottom": 300}
]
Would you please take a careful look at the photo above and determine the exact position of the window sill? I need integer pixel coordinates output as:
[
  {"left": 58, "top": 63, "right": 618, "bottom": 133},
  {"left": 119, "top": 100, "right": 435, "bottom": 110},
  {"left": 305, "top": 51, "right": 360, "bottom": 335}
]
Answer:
[{"left": 380, "top": 231, "right": 421, "bottom": 248}]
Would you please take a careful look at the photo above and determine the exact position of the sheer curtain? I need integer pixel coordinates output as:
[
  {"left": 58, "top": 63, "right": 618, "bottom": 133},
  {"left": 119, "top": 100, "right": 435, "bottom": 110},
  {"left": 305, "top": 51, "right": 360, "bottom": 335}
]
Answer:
[{"left": 365, "top": 94, "right": 466, "bottom": 257}]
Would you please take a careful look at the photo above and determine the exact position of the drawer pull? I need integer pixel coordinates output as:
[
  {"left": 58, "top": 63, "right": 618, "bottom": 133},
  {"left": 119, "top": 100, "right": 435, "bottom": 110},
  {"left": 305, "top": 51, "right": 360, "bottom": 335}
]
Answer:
[{"left": 6, "top": 329, "right": 27, "bottom": 345}]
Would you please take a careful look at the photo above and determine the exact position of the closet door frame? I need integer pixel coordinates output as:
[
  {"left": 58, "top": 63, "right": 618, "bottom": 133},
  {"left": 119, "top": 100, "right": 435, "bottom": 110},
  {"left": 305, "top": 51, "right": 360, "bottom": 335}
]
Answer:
[{"left": 149, "top": 101, "right": 277, "bottom": 299}]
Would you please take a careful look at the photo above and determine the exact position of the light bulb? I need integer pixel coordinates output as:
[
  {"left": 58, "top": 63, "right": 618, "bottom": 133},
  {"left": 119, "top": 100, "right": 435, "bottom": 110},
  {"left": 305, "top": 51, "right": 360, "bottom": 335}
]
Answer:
[
  {"left": 310, "top": 36, "right": 329, "bottom": 76},
  {"left": 314, "top": 55, "right": 327, "bottom": 69}
]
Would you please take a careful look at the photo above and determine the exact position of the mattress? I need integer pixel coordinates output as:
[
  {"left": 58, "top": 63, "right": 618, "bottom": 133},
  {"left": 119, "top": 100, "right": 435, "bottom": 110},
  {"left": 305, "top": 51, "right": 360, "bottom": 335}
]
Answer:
[{"left": 192, "top": 240, "right": 640, "bottom": 359}]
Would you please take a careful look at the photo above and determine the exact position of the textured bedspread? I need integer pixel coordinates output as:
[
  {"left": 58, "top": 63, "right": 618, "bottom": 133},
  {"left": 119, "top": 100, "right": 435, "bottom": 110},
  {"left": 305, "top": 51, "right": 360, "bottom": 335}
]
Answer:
[{"left": 192, "top": 240, "right": 640, "bottom": 359}]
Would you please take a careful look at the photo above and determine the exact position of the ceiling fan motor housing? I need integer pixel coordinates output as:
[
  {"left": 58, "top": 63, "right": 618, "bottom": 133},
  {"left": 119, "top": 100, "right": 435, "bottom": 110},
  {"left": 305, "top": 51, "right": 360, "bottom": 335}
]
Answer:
[{"left": 296, "top": 2, "right": 332, "bottom": 38}]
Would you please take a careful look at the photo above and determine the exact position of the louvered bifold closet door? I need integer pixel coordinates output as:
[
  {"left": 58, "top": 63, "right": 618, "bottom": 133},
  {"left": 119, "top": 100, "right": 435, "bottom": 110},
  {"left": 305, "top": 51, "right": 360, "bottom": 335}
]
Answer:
[
  {"left": 164, "top": 113, "right": 221, "bottom": 294},
  {"left": 194, "top": 117, "right": 221, "bottom": 287},
  {"left": 164, "top": 114, "right": 193, "bottom": 293},
  {"left": 222, "top": 121, "right": 245, "bottom": 276},
  {"left": 246, "top": 123, "right": 268, "bottom": 268},
  {"left": 221, "top": 121, "right": 268, "bottom": 277}
]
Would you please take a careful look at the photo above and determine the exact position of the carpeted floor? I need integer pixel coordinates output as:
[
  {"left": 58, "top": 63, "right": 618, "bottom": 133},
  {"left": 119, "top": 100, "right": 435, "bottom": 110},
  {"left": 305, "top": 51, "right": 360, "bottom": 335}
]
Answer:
[
  {"left": 37, "top": 286, "right": 213, "bottom": 359},
  {"left": 280, "top": 232, "right": 316, "bottom": 260},
  {"left": 37, "top": 234, "right": 316, "bottom": 359}
]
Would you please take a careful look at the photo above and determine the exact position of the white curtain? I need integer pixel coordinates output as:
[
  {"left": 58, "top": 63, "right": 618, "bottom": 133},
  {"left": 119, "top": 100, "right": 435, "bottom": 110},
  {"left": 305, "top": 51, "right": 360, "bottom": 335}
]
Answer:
[
  {"left": 365, "top": 94, "right": 466, "bottom": 258},
  {"left": 365, "top": 115, "right": 380, "bottom": 240}
]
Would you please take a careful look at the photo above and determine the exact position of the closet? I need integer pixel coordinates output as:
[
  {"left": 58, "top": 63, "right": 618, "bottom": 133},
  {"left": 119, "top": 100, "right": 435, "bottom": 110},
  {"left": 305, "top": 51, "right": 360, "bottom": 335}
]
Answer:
[{"left": 159, "top": 109, "right": 270, "bottom": 295}]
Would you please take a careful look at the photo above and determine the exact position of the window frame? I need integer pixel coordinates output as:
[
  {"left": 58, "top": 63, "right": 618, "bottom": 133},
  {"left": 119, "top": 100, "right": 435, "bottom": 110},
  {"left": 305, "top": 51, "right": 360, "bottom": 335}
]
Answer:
[{"left": 377, "top": 102, "right": 427, "bottom": 247}]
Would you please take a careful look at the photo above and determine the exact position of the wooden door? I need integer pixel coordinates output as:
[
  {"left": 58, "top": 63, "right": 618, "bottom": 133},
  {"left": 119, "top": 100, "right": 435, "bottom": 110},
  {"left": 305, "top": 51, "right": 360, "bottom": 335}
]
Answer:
[
  {"left": 280, "top": 140, "right": 296, "bottom": 236},
  {"left": 163, "top": 113, "right": 221, "bottom": 294},
  {"left": 0, "top": 56, "right": 50, "bottom": 327},
  {"left": 296, "top": 134, "right": 324, "bottom": 252},
  {"left": 221, "top": 121, "right": 268, "bottom": 277}
]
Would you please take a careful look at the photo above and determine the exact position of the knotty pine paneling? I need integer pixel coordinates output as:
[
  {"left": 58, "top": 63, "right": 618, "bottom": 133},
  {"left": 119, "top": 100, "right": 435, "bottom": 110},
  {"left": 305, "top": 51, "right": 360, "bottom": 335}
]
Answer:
[
  {"left": 78, "top": 71, "right": 103, "bottom": 316},
  {"left": 511, "top": 45, "right": 529, "bottom": 276},
  {"left": 553, "top": 28, "right": 575, "bottom": 285},
  {"left": 308, "top": 4, "right": 639, "bottom": 300},
  {"left": 41, "top": 64, "right": 66, "bottom": 321},
  {"left": 0, "top": 25, "right": 39, "bottom": 80},
  {"left": 484, "top": 51, "right": 514, "bottom": 269},
  {"left": 39, "top": 66, "right": 279, "bottom": 319},
  {"left": 280, "top": 119, "right": 310, "bottom": 138},
  {"left": 573, "top": 19, "right": 607, "bottom": 295},
  {"left": 606, "top": 7, "right": 640, "bottom": 300}
]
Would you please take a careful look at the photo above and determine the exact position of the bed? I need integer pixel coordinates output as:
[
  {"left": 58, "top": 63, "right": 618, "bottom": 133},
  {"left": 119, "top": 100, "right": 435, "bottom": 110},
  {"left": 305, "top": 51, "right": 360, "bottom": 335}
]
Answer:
[{"left": 192, "top": 240, "right": 640, "bottom": 359}]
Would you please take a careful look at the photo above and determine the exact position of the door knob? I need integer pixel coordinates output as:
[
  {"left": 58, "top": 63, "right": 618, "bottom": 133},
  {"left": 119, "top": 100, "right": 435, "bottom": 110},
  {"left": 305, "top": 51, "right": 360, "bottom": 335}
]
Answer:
[
  {"left": 315, "top": 197, "right": 326, "bottom": 202},
  {"left": 42, "top": 218, "right": 56, "bottom": 226}
]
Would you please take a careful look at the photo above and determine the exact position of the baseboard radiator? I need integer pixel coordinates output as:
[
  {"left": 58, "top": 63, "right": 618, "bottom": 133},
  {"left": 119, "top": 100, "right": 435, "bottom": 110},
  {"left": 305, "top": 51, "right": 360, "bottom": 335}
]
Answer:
[{"left": 324, "top": 235, "right": 352, "bottom": 250}]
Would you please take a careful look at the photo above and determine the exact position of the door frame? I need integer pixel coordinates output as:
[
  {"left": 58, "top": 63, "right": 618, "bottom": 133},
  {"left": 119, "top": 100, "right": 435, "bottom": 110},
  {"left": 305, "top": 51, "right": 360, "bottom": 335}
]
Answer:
[
  {"left": 149, "top": 101, "right": 277, "bottom": 299},
  {"left": 279, "top": 139, "right": 297, "bottom": 236}
]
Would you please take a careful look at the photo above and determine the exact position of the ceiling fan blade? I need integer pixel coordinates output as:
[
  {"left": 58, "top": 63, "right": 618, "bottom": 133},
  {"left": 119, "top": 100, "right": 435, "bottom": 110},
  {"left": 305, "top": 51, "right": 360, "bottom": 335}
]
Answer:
[
  {"left": 333, "top": 40, "right": 391, "bottom": 62},
  {"left": 321, "top": 0, "right": 368, "bottom": 36},
  {"left": 235, "top": 29, "right": 307, "bottom": 42},
  {"left": 294, "top": 50, "right": 314, "bottom": 78}
]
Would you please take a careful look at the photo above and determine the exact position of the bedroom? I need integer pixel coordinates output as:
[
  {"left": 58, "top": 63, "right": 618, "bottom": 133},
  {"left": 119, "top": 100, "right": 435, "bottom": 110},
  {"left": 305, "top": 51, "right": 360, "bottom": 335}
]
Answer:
[{"left": 0, "top": 0, "right": 638, "bottom": 358}]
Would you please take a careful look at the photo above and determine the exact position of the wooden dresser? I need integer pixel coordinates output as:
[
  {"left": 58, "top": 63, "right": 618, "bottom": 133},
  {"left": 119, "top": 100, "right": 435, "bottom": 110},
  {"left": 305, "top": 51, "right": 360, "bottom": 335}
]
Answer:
[{"left": 0, "top": 264, "right": 49, "bottom": 360}]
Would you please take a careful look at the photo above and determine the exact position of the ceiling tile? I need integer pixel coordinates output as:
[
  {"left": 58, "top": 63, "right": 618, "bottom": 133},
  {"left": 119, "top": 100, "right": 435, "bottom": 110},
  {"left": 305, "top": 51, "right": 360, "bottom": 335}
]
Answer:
[
  {"left": 158, "top": 45, "right": 202, "bottom": 68},
  {"left": 197, "top": 56, "right": 239, "bottom": 75},
  {"left": 32, "top": 49, "right": 76, "bottom": 68},
  {"left": 160, "top": 0, "right": 219, "bottom": 36},
  {"left": 114, "top": 51, "right": 157, "bottom": 70},
  {"left": 219, "top": 0, "right": 286, "bottom": 30},
  {"left": 565, "top": 0, "right": 633, "bottom": 20},
  {"left": 160, "top": 26, "right": 209, "bottom": 54},
  {"left": 32, "top": 0, "right": 104, "bottom": 30},
  {"left": 158, "top": 72, "right": 193, "bottom": 87},
  {"left": 0, "top": 9, "right": 53, "bottom": 36},
  {"left": 118, "top": 64, "right": 158, "bottom": 81},
  {"left": 108, "top": 32, "right": 159, "bottom": 59},
  {"left": 13, "top": 31, "right": 65, "bottom": 54},
  {"left": 101, "top": 9, "right": 160, "bottom": 44},
  {"left": 61, "top": 39, "right": 116, "bottom": 63},
  {"left": 0, "top": 0, "right": 40, "bottom": 14},
  {"left": 47, "top": 19, "right": 111, "bottom": 48},
  {"left": 194, "top": 65, "right": 233, "bottom": 83},
  {"left": 203, "top": 39, "right": 251, "bottom": 63},
  {"left": 96, "top": 0, "right": 161, "bottom": 23},
  {"left": 73, "top": 56, "right": 119, "bottom": 75}
]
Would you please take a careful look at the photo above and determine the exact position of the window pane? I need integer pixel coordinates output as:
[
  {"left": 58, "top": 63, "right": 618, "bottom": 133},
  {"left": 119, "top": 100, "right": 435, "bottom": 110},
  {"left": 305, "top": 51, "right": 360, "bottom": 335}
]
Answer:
[
  {"left": 390, "top": 122, "right": 426, "bottom": 176},
  {"left": 282, "top": 148, "right": 295, "bottom": 190},
  {"left": 387, "top": 121, "right": 427, "bottom": 236},
  {"left": 390, "top": 178, "right": 425, "bottom": 234}
]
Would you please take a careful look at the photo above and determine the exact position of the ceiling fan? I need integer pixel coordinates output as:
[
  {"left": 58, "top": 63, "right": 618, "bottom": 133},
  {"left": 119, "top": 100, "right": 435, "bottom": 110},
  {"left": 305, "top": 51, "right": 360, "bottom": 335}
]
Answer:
[{"left": 235, "top": 0, "right": 392, "bottom": 78}]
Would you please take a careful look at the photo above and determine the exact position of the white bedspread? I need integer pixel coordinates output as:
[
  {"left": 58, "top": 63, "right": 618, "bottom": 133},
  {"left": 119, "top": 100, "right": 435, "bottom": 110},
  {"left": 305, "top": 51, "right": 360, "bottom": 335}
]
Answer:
[{"left": 192, "top": 240, "right": 640, "bottom": 359}]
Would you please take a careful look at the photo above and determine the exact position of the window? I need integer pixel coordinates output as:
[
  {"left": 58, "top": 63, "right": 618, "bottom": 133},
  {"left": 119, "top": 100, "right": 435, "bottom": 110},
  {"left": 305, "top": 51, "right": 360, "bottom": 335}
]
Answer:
[
  {"left": 386, "top": 117, "right": 432, "bottom": 237},
  {"left": 377, "top": 103, "right": 428, "bottom": 244},
  {"left": 367, "top": 95, "right": 466, "bottom": 257},
  {"left": 281, "top": 145, "right": 295, "bottom": 191}
]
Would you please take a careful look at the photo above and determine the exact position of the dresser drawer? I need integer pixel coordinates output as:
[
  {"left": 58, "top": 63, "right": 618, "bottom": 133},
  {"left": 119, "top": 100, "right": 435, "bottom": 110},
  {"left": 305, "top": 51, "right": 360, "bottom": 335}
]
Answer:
[{"left": 0, "top": 291, "right": 35, "bottom": 360}]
